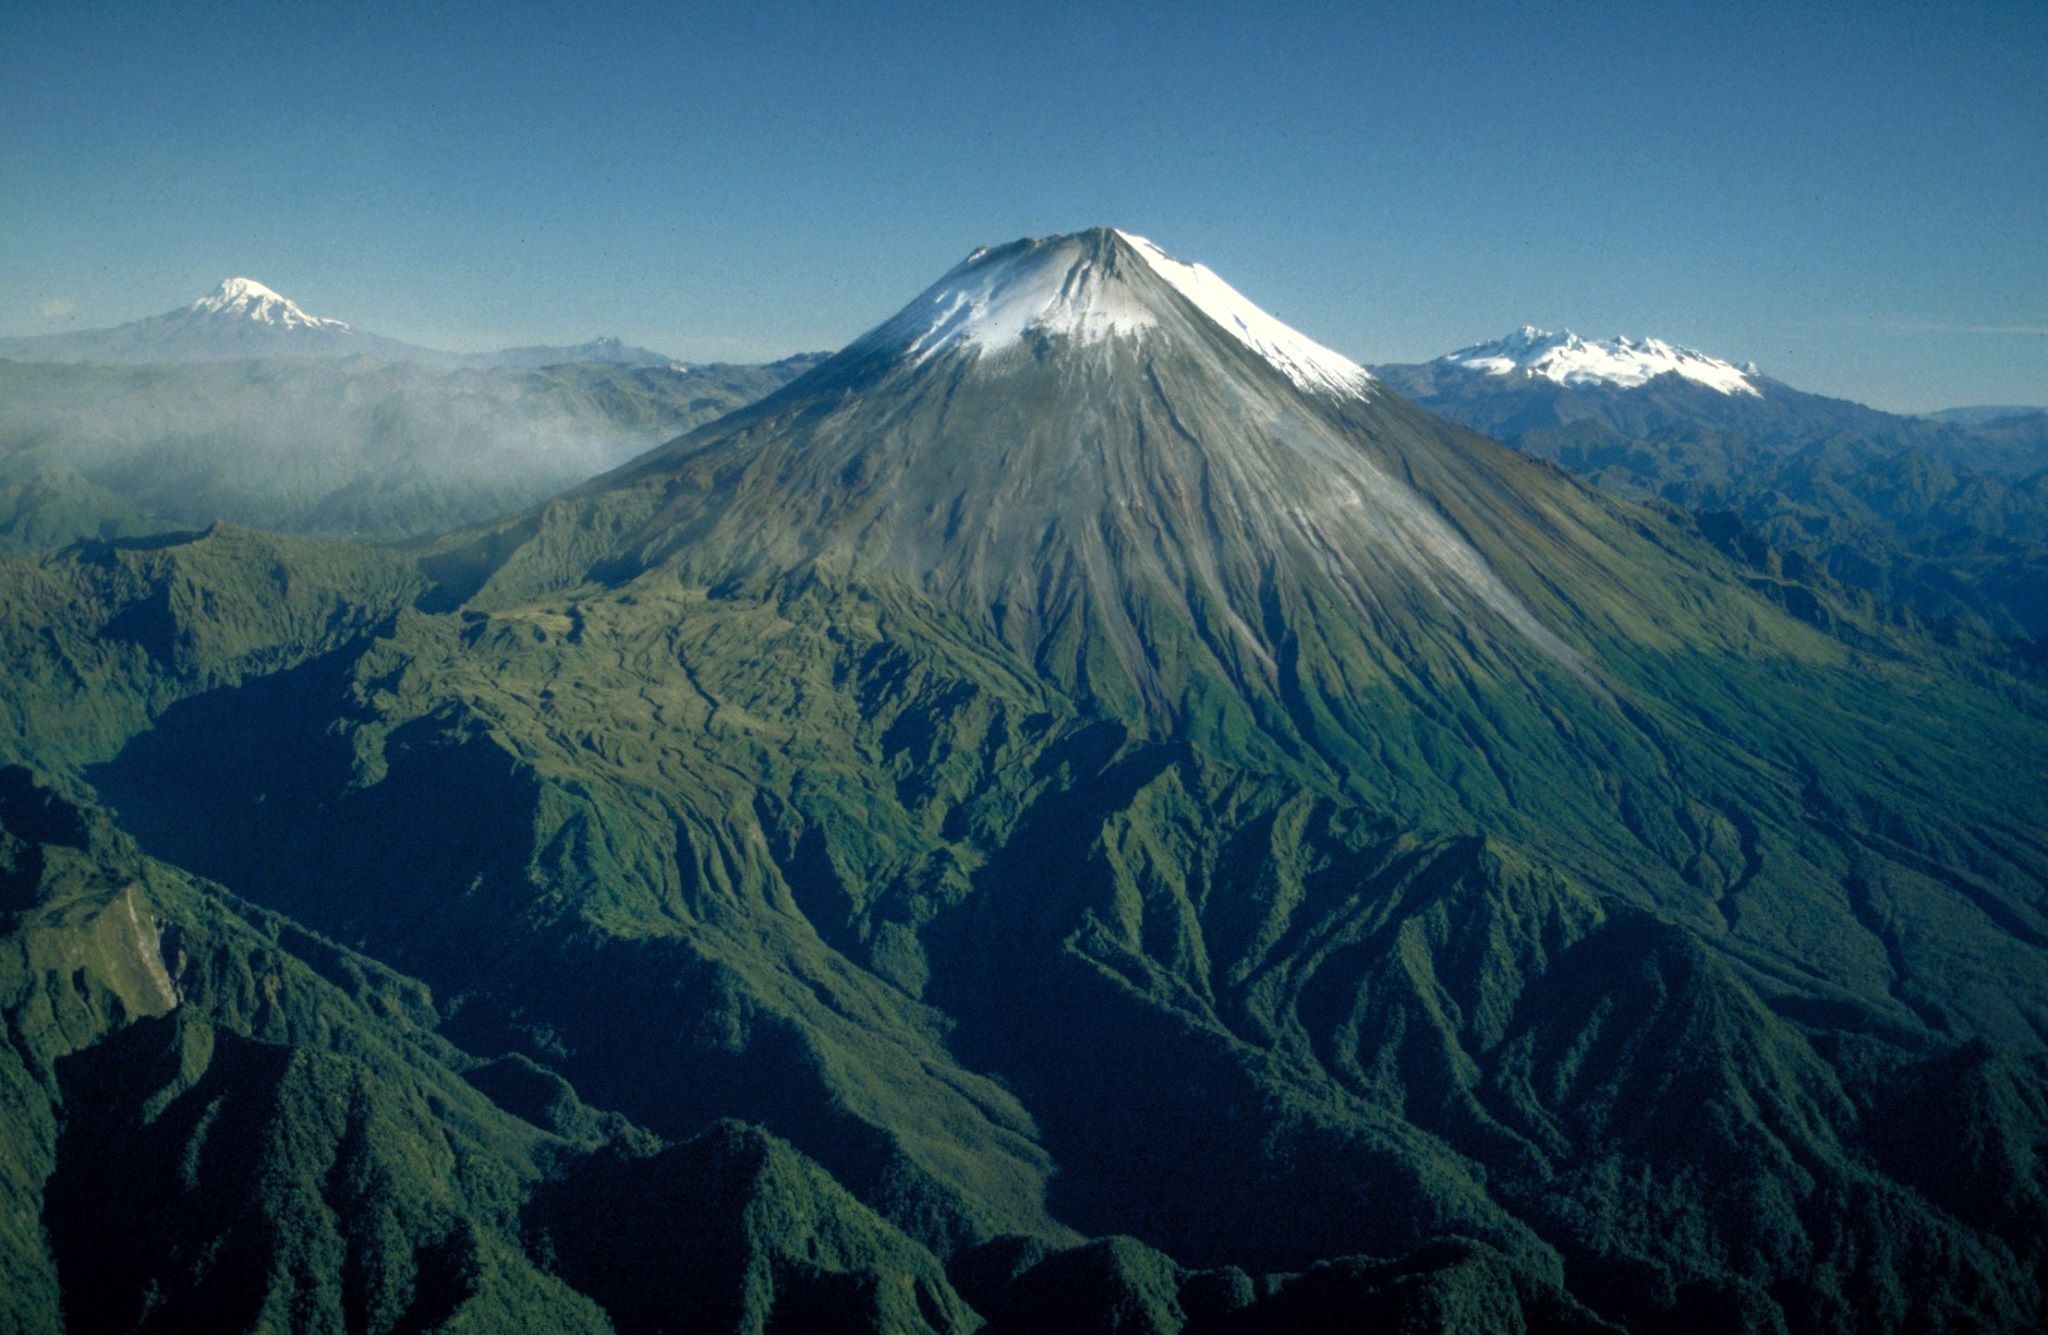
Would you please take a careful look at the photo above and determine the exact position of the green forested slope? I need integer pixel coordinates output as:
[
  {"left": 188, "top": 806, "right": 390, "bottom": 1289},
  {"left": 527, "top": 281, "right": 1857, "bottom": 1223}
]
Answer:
[
  {"left": 2, "top": 481, "right": 2040, "bottom": 1329},
  {"left": 1, "top": 230, "right": 2044, "bottom": 1330}
]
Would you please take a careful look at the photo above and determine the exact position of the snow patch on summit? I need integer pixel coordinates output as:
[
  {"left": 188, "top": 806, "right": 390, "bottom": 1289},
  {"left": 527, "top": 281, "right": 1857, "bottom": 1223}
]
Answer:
[
  {"left": 1118, "top": 231, "right": 1375, "bottom": 400},
  {"left": 867, "top": 235, "right": 1158, "bottom": 363},
  {"left": 187, "top": 277, "right": 352, "bottom": 332},
  {"left": 859, "top": 229, "right": 1373, "bottom": 401},
  {"left": 1447, "top": 326, "right": 1759, "bottom": 396}
]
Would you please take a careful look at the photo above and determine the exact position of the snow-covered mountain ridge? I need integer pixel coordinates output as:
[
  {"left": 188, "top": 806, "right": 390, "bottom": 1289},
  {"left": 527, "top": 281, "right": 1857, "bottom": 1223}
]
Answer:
[
  {"left": 0, "top": 278, "right": 693, "bottom": 367},
  {"left": 1444, "top": 326, "right": 1760, "bottom": 396}
]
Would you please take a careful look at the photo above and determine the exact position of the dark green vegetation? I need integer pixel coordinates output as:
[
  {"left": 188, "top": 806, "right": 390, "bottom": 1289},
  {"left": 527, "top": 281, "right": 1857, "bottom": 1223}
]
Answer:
[
  {"left": 1373, "top": 359, "right": 2048, "bottom": 647},
  {"left": 2, "top": 230, "right": 2045, "bottom": 1330},
  {"left": 0, "top": 354, "right": 824, "bottom": 548}
]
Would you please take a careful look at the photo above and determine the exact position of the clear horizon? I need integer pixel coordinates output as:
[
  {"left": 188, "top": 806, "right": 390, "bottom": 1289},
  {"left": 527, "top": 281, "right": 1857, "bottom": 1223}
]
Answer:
[{"left": 3, "top": 1, "right": 2042, "bottom": 413}]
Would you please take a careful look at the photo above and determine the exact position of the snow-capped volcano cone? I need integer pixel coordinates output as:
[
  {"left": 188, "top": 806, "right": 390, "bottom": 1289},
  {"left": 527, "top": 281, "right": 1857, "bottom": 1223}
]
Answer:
[
  {"left": 430, "top": 226, "right": 1859, "bottom": 795},
  {"left": 183, "top": 277, "right": 354, "bottom": 330},
  {"left": 0, "top": 275, "right": 434, "bottom": 362},
  {"left": 439, "top": 229, "right": 1617, "bottom": 709}
]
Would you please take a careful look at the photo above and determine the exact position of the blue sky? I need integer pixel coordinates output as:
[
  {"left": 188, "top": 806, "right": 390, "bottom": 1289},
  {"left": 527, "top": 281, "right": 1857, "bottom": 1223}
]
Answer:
[{"left": 2, "top": 0, "right": 2041, "bottom": 410}]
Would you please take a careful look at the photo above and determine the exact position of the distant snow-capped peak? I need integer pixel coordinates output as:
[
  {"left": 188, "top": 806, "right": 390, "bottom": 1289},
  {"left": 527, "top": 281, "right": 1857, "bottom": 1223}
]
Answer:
[
  {"left": 860, "top": 228, "right": 1373, "bottom": 399},
  {"left": 1445, "top": 326, "right": 1760, "bottom": 397},
  {"left": 186, "top": 277, "right": 352, "bottom": 332}
]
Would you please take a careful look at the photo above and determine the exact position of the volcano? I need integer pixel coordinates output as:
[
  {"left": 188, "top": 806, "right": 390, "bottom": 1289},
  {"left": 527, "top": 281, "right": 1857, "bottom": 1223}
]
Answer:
[{"left": 0, "top": 276, "right": 439, "bottom": 363}]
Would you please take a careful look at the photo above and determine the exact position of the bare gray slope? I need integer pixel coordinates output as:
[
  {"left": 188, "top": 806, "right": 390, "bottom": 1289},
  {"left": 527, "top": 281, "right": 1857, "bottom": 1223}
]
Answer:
[{"left": 437, "top": 232, "right": 1607, "bottom": 695}]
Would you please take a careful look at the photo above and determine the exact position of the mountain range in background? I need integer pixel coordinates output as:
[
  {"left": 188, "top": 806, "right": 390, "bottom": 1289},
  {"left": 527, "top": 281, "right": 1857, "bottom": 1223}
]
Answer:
[
  {"left": 1372, "top": 326, "right": 2048, "bottom": 473},
  {"left": 476, "top": 335, "right": 683, "bottom": 369},
  {"left": 0, "top": 276, "right": 690, "bottom": 370},
  {"left": 1925, "top": 404, "right": 2048, "bottom": 428},
  {"left": 1374, "top": 329, "right": 2048, "bottom": 645},
  {"left": 0, "top": 276, "right": 831, "bottom": 546},
  {"left": 15, "top": 273, "right": 2042, "bottom": 661},
  {"left": 0, "top": 355, "right": 828, "bottom": 547},
  {"left": 1, "top": 228, "right": 2045, "bottom": 1331}
]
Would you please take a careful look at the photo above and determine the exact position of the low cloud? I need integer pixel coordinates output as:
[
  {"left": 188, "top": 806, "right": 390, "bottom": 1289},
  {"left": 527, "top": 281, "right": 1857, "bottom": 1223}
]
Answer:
[{"left": 35, "top": 297, "right": 75, "bottom": 320}]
